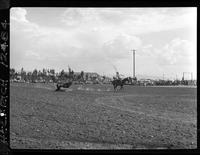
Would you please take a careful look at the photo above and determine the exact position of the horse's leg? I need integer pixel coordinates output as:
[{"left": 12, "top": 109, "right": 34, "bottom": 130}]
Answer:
[
  {"left": 56, "top": 84, "right": 61, "bottom": 91},
  {"left": 115, "top": 85, "right": 118, "bottom": 91},
  {"left": 114, "top": 86, "right": 116, "bottom": 92}
]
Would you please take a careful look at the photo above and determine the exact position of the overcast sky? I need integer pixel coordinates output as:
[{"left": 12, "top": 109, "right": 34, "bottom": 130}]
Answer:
[{"left": 10, "top": 7, "right": 197, "bottom": 80}]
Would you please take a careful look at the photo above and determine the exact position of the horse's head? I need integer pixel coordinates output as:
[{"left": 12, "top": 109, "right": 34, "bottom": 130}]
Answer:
[{"left": 122, "top": 77, "right": 129, "bottom": 84}]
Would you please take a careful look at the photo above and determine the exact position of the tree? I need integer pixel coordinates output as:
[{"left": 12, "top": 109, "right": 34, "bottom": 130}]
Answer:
[
  {"left": 59, "top": 69, "right": 65, "bottom": 81},
  {"left": 50, "top": 69, "right": 55, "bottom": 76},
  {"left": 68, "top": 66, "right": 71, "bottom": 74},
  {"left": 85, "top": 73, "right": 89, "bottom": 81},
  {"left": 26, "top": 72, "right": 32, "bottom": 82},
  {"left": 32, "top": 69, "right": 38, "bottom": 82},
  {"left": 49, "top": 69, "right": 55, "bottom": 82},
  {"left": 21, "top": 67, "right": 24, "bottom": 73},
  {"left": 68, "top": 66, "right": 74, "bottom": 80},
  {"left": 60, "top": 70, "right": 65, "bottom": 77},
  {"left": 71, "top": 70, "right": 74, "bottom": 80},
  {"left": 42, "top": 68, "right": 47, "bottom": 76},
  {"left": 10, "top": 68, "right": 15, "bottom": 80},
  {"left": 80, "top": 71, "right": 84, "bottom": 79},
  {"left": 20, "top": 67, "right": 26, "bottom": 81}
]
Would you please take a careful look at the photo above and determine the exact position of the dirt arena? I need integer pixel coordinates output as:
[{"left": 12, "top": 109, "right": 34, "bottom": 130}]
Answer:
[{"left": 10, "top": 82, "right": 197, "bottom": 149}]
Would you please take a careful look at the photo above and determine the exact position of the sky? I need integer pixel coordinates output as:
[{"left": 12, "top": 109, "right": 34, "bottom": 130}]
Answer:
[{"left": 10, "top": 7, "right": 197, "bottom": 80}]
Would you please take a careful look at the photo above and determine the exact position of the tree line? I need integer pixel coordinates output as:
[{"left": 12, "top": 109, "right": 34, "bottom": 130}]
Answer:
[{"left": 9, "top": 67, "right": 87, "bottom": 83}]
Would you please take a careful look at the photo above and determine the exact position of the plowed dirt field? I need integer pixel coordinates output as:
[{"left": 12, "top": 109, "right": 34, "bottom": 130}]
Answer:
[{"left": 10, "top": 83, "right": 197, "bottom": 149}]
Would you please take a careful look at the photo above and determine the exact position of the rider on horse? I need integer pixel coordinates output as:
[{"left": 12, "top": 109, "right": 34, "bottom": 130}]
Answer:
[
  {"left": 116, "top": 72, "right": 121, "bottom": 80},
  {"left": 112, "top": 72, "right": 129, "bottom": 91},
  {"left": 113, "top": 72, "right": 121, "bottom": 80}
]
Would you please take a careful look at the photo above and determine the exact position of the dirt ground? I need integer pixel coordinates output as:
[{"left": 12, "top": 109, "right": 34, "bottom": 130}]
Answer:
[{"left": 10, "top": 83, "right": 197, "bottom": 149}]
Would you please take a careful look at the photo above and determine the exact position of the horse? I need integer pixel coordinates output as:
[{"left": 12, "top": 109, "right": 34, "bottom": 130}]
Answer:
[
  {"left": 56, "top": 80, "right": 73, "bottom": 91},
  {"left": 111, "top": 77, "right": 129, "bottom": 91}
]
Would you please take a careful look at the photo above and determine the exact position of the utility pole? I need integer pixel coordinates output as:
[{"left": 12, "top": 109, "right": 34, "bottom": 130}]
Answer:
[{"left": 131, "top": 50, "right": 136, "bottom": 79}]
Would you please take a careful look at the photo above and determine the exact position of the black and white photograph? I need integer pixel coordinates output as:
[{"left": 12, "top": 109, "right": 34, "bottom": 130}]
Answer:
[{"left": 9, "top": 7, "right": 197, "bottom": 149}]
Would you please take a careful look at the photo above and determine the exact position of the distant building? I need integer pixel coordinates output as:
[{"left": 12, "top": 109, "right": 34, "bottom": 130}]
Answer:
[{"left": 139, "top": 79, "right": 154, "bottom": 86}]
